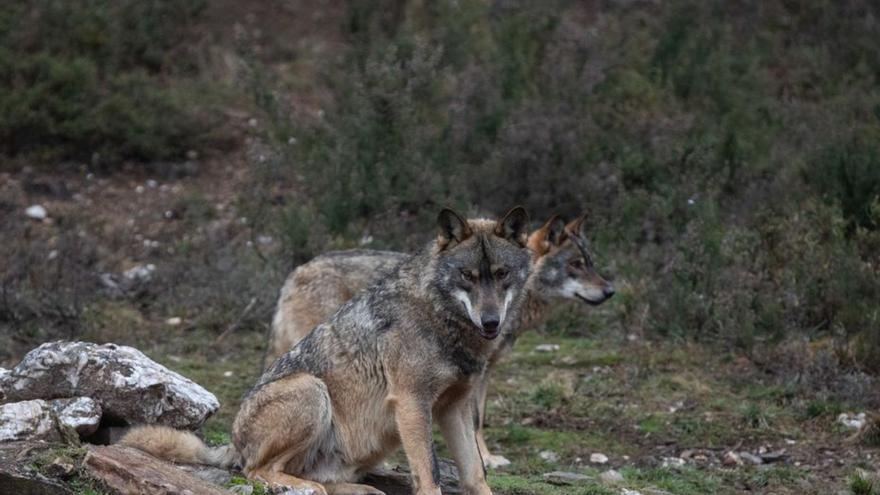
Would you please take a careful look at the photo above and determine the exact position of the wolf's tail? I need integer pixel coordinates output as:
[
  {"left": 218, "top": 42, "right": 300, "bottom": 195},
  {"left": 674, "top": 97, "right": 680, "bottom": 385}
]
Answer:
[{"left": 119, "top": 425, "right": 240, "bottom": 469}]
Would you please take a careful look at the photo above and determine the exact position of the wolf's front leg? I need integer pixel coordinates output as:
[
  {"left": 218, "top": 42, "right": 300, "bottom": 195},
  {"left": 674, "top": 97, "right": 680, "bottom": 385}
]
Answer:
[
  {"left": 392, "top": 393, "right": 442, "bottom": 495},
  {"left": 438, "top": 394, "right": 493, "bottom": 495}
]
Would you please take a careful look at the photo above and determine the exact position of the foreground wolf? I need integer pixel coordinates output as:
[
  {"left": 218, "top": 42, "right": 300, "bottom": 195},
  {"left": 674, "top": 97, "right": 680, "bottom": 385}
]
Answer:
[
  {"left": 265, "top": 214, "right": 615, "bottom": 468},
  {"left": 122, "top": 207, "right": 533, "bottom": 495}
]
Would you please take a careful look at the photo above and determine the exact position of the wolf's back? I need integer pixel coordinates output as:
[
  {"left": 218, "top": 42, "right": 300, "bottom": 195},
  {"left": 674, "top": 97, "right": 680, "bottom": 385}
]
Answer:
[{"left": 119, "top": 425, "right": 240, "bottom": 469}]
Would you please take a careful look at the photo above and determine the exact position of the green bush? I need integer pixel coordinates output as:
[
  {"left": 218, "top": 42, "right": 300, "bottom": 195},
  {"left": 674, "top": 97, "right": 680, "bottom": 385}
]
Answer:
[{"left": 0, "top": 0, "right": 209, "bottom": 166}]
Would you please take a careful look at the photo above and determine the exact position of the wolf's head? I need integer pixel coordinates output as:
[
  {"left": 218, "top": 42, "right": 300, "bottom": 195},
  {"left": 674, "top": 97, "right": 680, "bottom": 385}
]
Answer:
[
  {"left": 432, "top": 206, "right": 532, "bottom": 340},
  {"left": 527, "top": 213, "right": 615, "bottom": 305}
]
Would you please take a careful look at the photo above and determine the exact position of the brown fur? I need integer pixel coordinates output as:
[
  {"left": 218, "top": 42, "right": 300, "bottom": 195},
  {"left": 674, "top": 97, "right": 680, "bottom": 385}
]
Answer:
[{"left": 264, "top": 214, "right": 614, "bottom": 469}]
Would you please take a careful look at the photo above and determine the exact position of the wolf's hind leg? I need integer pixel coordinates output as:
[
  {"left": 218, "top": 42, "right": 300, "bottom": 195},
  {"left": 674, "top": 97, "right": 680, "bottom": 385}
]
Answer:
[{"left": 234, "top": 374, "right": 335, "bottom": 494}]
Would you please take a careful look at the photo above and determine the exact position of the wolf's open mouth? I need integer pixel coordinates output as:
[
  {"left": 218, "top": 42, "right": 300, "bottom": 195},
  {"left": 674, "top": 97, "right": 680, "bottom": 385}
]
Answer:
[
  {"left": 575, "top": 293, "right": 605, "bottom": 306},
  {"left": 479, "top": 327, "right": 501, "bottom": 340}
]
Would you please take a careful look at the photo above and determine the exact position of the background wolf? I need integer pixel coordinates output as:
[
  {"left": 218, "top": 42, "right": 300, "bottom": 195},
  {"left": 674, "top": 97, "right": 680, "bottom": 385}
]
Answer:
[
  {"left": 265, "top": 214, "right": 615, "bottom": 468},
  {"left": 123, "top": 207, "right": 532, "bottom": 495}
]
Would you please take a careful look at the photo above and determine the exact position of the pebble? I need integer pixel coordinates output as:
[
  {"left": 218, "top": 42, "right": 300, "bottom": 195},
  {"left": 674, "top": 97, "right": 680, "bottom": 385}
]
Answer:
[
  {"left": 535, "top": 344, "right": 560, "bottom": 353},
  {"left": 539, "top": 450, "right": 559, "bottom": 463},
  {"left": 661, "top": 457, "right": 685, "bottom": 468},
  {"left": 25, "top": 205, "right": 47, "bottom": 220},
  {"left": 599, "top": 469, "right": 624, "bottom": 485},
  {"left": 166, "top": 317, "right": 182, "bottom": 326},
  {"left": 739, "top": 452, "right": 763, "bottom": 465},
  {"left": 590, "top": 453, "right": 609, "bottom": 464}
]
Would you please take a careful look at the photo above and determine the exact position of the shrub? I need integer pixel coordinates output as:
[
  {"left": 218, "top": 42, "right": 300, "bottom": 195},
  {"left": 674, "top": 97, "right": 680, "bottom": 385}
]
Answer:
[{"left": 0, "top": 0, "right": 210, "bottom": 166}]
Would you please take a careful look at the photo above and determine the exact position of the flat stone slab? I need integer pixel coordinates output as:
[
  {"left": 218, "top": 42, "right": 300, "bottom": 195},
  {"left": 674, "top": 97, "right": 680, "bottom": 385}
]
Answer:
[
  {"left": 84, "top": 444, "right": 232, "bottom": 495},
  {"left": 1, "top": 341, "right": 218, "bottom": 430}
]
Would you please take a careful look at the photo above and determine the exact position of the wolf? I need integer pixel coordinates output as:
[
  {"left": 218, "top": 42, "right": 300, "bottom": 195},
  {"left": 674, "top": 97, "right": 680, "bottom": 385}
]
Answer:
[
  {"left": 122, "top": 207, "right": 533, "bottom": 495},
  {"left": 265, "top": 213, "right": 615, "bottom": 468}
]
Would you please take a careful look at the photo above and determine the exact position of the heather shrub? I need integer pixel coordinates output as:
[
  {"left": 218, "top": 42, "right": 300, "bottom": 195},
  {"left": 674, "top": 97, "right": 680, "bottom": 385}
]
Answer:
[
  {"left": 253, "top": 0, "right": 880, "bottom": 371},
  {"left": 0, "top": 0, "right": 211, "bottom": 166}
]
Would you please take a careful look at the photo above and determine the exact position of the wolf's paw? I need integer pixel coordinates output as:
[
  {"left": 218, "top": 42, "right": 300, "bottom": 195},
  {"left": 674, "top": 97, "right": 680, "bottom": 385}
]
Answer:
[{"left": 483, "top": 454, "right": 511, "bottom": 469}]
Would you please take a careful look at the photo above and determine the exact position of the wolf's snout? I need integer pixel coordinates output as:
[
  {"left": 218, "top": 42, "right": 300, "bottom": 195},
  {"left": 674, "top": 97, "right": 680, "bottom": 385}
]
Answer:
[{"left": 603, "top": 285, "right": 615, "bottom": 298}]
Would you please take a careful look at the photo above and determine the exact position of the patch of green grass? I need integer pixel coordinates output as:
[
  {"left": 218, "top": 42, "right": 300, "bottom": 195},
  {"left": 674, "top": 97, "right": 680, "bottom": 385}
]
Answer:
[
  {"left": 803, "top": 399, "right": 844, "bottom": 419},
  {"left": 622, "top": 466, "right": 725, "bottom": 495},
  {"left": 228, "top": 476, "right": 271, "bottom": 495},
  {"left": 746, "top": 465, "right": 809, "bottom": 490},
  {"left": 489, "top": 473, "right": 614, "bottom": 495},
  {"left": 850, "top": 471, "right": 877, "bottom": 495},
  {"left": 531, "top": 384, "right": 567, "bottom": 409}
]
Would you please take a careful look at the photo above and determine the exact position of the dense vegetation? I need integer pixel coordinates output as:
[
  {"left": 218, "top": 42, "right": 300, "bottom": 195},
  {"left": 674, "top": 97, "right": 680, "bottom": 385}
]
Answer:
[
  {"left": 261, "top": 0, "right": 880, "bottom": 371},
  {"left": 2, "top": 0, "right": 879, "bottom": 383}
]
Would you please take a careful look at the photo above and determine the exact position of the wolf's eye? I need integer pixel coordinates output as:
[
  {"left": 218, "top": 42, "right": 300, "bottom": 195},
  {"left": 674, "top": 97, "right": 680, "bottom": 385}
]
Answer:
[
  {"left": 495, "top": 267, "right": 509, "bottom": 280},
  {"left": 569, "top": 259, "right": 584, "bottom": 269},
  {"left": 460, "top": 270, "right": 476, "bottom": 283}
]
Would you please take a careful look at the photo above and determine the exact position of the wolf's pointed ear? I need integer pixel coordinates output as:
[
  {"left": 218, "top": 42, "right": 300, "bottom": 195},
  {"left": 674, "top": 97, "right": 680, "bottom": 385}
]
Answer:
[
  {"left": 437, "top": 207, "right": 472, "bottom": 250},
  {"left": 495, "top": 206, "right": 530, "bottom": 247},
  {"left": 528, "top": 214, "right": 567, "bottom": 255},
  {"left": 565, "top": 213, "right": 587, "bottom": 238}
]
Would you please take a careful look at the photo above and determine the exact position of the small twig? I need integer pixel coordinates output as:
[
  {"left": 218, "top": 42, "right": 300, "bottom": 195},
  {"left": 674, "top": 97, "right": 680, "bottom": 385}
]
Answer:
[{"left": 216, "top": 297, "right": 257, "bottom": 343}]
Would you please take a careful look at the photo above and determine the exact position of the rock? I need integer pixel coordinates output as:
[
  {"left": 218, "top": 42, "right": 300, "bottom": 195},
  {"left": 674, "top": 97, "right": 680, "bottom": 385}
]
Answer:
[
  {"left": 123, "top": 263, "right": 156, "bottom": 283},
  {"left": 229, "top": 485, "right": 254, "bottom": 495},
  {"left": 722, "top": 451, "right": 743, "bottom": 466},
  {"left": 759, "top": 449, "right": 788, "bottom": 463},
  {"left": 738, "top": 452, "right": 763, "bottom": 465},
  {"left": 361, "top": 458, "right": 460, "bottom": 495},
  {"left": 84, "top": 444, "right": 231, "bottom": 494},
  {"left": 838, "top": 412, "right": 867, "bottom": 430},
  {"left": 620, "top": 489, "right": 643, "bottom": 495},
  {"left": 165, "top": 317, "right": 183, "bottom": 326},
  {"left": 0, "top": 397, "right": 101, "bottom": 442},
  {"left": 660, "top": 457, "right": 685, "bottom": 468},
  {"left": 534, "top": 344, "right": 560, "bottom": 352},
  {"left": 0, "top": 442, "right": 74, "bottom": 494},
  {"left": 539, "top": 450, "right": 559, "bottom": 462},
  {"left": 590, "top": 452, "right": 609, "bottom": 464},
  {"left": 599, "top": 469, "right": 624, "bottom": 485},
  {"left": 483, "top": 453, "right": 511, "bottom": 469},
  {"left": 25, "top": 205, "right": 47, "bottom": 220},
  {"left": 179, "top": 464, "right": 234, "bottom": 485},
  {"left": 542, "top": 471, "right": 593, "bottom": 485},
  {"left": 0, "top": 341, "right": 219, "bottom": 430}
]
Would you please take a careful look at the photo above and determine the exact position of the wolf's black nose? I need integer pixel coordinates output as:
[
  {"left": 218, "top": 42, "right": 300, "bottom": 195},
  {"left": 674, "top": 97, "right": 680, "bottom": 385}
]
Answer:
[
  {"left": 604, "top": 285, "right": 616, "bottom": 298},
  {"left": 481, "top": 315, "right": 500, "bottom": 331}
]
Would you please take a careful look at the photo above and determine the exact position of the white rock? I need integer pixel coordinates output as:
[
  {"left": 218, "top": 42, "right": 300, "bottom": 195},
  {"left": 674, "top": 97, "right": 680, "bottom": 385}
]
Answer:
[
  {"left": 599, "top": 469, "right": 624, "bottom": 485},
  {"left": 620, "top": 489, "right": 643, "bottom": 495},
  {"left": 0, "top": 397, "right": 101, "bottom": 441},
  {"left": 838, "top": 412, "right": 867, "bottom": 430},
  {"left": 539, "top": 450, "right": 559, "bottom": 462},
  {"left": 0, "top": 341, "right": 218, "bottom": 430},
  {"left": 25, "top": 205, "right": 47, "bottom": 220},
  {"left": 223, "top": 371, "right": 234, "bottom": 378},
  {"left": 661, "top": 457, "right": 685, "bottom": 468},
  {"left": 590, "top": 453, "right": 609, "bottom": 464},
  {"left": 123, "top": 264, "right": 156, "bottom": 282},
  {"left": 534, "top": 344, "right": 560, "bottom": 353},
  {"left": 166, "top": 317, "right": 183, "bottom": 326}
]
